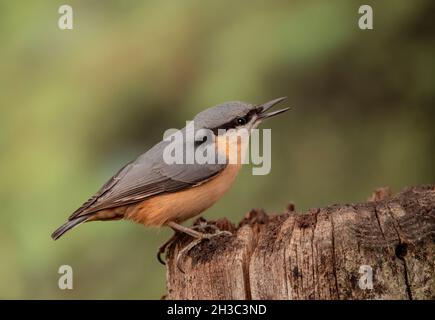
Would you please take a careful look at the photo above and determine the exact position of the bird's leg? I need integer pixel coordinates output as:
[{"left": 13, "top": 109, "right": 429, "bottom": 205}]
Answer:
[
  {"left": 166, "top": 221, "right": 232, "bottom": 273},
  {"left": 157, "top": 221, "right": 214, "bottom": 265},
  {"left": 167, "top": 221, "right": 206, "bottom": 238},
  {"left": 167, "top": 221, "right": 232, "bottom": 238}
]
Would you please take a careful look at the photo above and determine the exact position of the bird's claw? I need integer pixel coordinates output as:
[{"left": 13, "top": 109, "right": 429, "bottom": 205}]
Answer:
[
  {"left": 157, "top": 246, "right": 168, "bottom": 266},
  {"left": 176, "top": 229, "right": 233, "bottom": 273},
  {"left": 157, "top": 232, "right": 179, "bottom": 265},
  {"left": 157, "top": 222, "right": 233, "bottom": 271}
]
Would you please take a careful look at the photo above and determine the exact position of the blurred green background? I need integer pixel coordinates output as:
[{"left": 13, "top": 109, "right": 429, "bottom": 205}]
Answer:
[{"left": 0, "top": 0, "right": 433, "bottom": 299}]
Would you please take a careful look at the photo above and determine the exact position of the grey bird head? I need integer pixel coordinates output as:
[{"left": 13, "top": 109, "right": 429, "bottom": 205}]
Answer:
[{"left": 193, "top": 97, "right": 289, "bottom": 134}]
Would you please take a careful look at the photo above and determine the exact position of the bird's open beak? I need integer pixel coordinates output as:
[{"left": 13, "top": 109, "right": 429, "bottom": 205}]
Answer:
[{"left": 256, "top": 97, "right": 290, "bottom": 120}]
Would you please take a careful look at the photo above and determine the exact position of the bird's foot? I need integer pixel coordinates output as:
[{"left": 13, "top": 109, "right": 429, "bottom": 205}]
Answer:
[
  {"left": 176, "top": 229, "right": 232, "bottom": 273},
  {"left": 157, "top": 220, "right": 233, "bottom": 270},
  {"left": 190, "top": 219, "right": 222, "bottom": 234},
  {"left": 157, "top": 221, "right": 224, "bottom": 265}
]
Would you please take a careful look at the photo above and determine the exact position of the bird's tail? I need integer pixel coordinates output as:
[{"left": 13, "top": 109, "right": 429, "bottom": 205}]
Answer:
[{"left": 51, "top": 216, "right": 88, "bottom": 240}]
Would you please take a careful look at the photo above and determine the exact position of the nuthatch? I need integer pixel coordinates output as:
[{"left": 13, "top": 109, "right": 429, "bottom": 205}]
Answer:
[{"left": 52, "top": 97, "right": 289, "bottom": 267}]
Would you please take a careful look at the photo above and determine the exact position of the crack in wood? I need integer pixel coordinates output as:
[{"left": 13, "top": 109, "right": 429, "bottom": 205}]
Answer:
[{"left": 330, "top": 214, "right": 341, "bottom": 299}]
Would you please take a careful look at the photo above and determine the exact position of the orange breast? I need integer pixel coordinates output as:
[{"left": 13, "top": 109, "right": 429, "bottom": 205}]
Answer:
[{"left": 124, "top": 163, "right": 242, "bottom": 226}]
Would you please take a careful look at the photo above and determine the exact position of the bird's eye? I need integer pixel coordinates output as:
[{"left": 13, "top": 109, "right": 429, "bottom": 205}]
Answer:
[{"left": 235, "top": 117, "right": 247, "bottom": 126}]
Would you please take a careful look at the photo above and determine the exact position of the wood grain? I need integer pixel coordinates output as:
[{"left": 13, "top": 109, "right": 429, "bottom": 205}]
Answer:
[{"left": 164, "top": 185, "right": 434, "bottom": 300}]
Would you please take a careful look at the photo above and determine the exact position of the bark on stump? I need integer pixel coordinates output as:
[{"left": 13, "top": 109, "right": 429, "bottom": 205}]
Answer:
[{"left": 165, "top": 185, "right": 434, "bottom": 300}]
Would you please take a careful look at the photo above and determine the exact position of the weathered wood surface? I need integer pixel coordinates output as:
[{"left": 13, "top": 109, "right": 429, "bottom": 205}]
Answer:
[{"left": 165, "top": 185, "right": 434, "bottom": 300}]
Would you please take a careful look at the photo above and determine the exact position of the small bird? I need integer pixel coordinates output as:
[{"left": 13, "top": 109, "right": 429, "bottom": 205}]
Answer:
[{"left": 52, "top": 97, "right": 289, "bottom": 266}]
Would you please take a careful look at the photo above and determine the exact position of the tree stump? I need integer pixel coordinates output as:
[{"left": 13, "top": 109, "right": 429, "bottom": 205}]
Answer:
[{"left": 165, "top": 185, "right": 434, "bottom": 300}]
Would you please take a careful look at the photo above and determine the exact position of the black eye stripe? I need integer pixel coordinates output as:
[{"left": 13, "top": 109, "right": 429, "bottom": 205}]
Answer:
[{"left": 209, "top": 110, "right": 256, "bottom": 135}]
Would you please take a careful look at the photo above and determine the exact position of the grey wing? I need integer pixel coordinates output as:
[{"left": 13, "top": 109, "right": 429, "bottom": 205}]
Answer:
[
  {"left": 68, "top": 160, "right": 134, "bottom": 219},
  {"left": 70, "top": 140, "right": 226, "bottom": 218}
]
